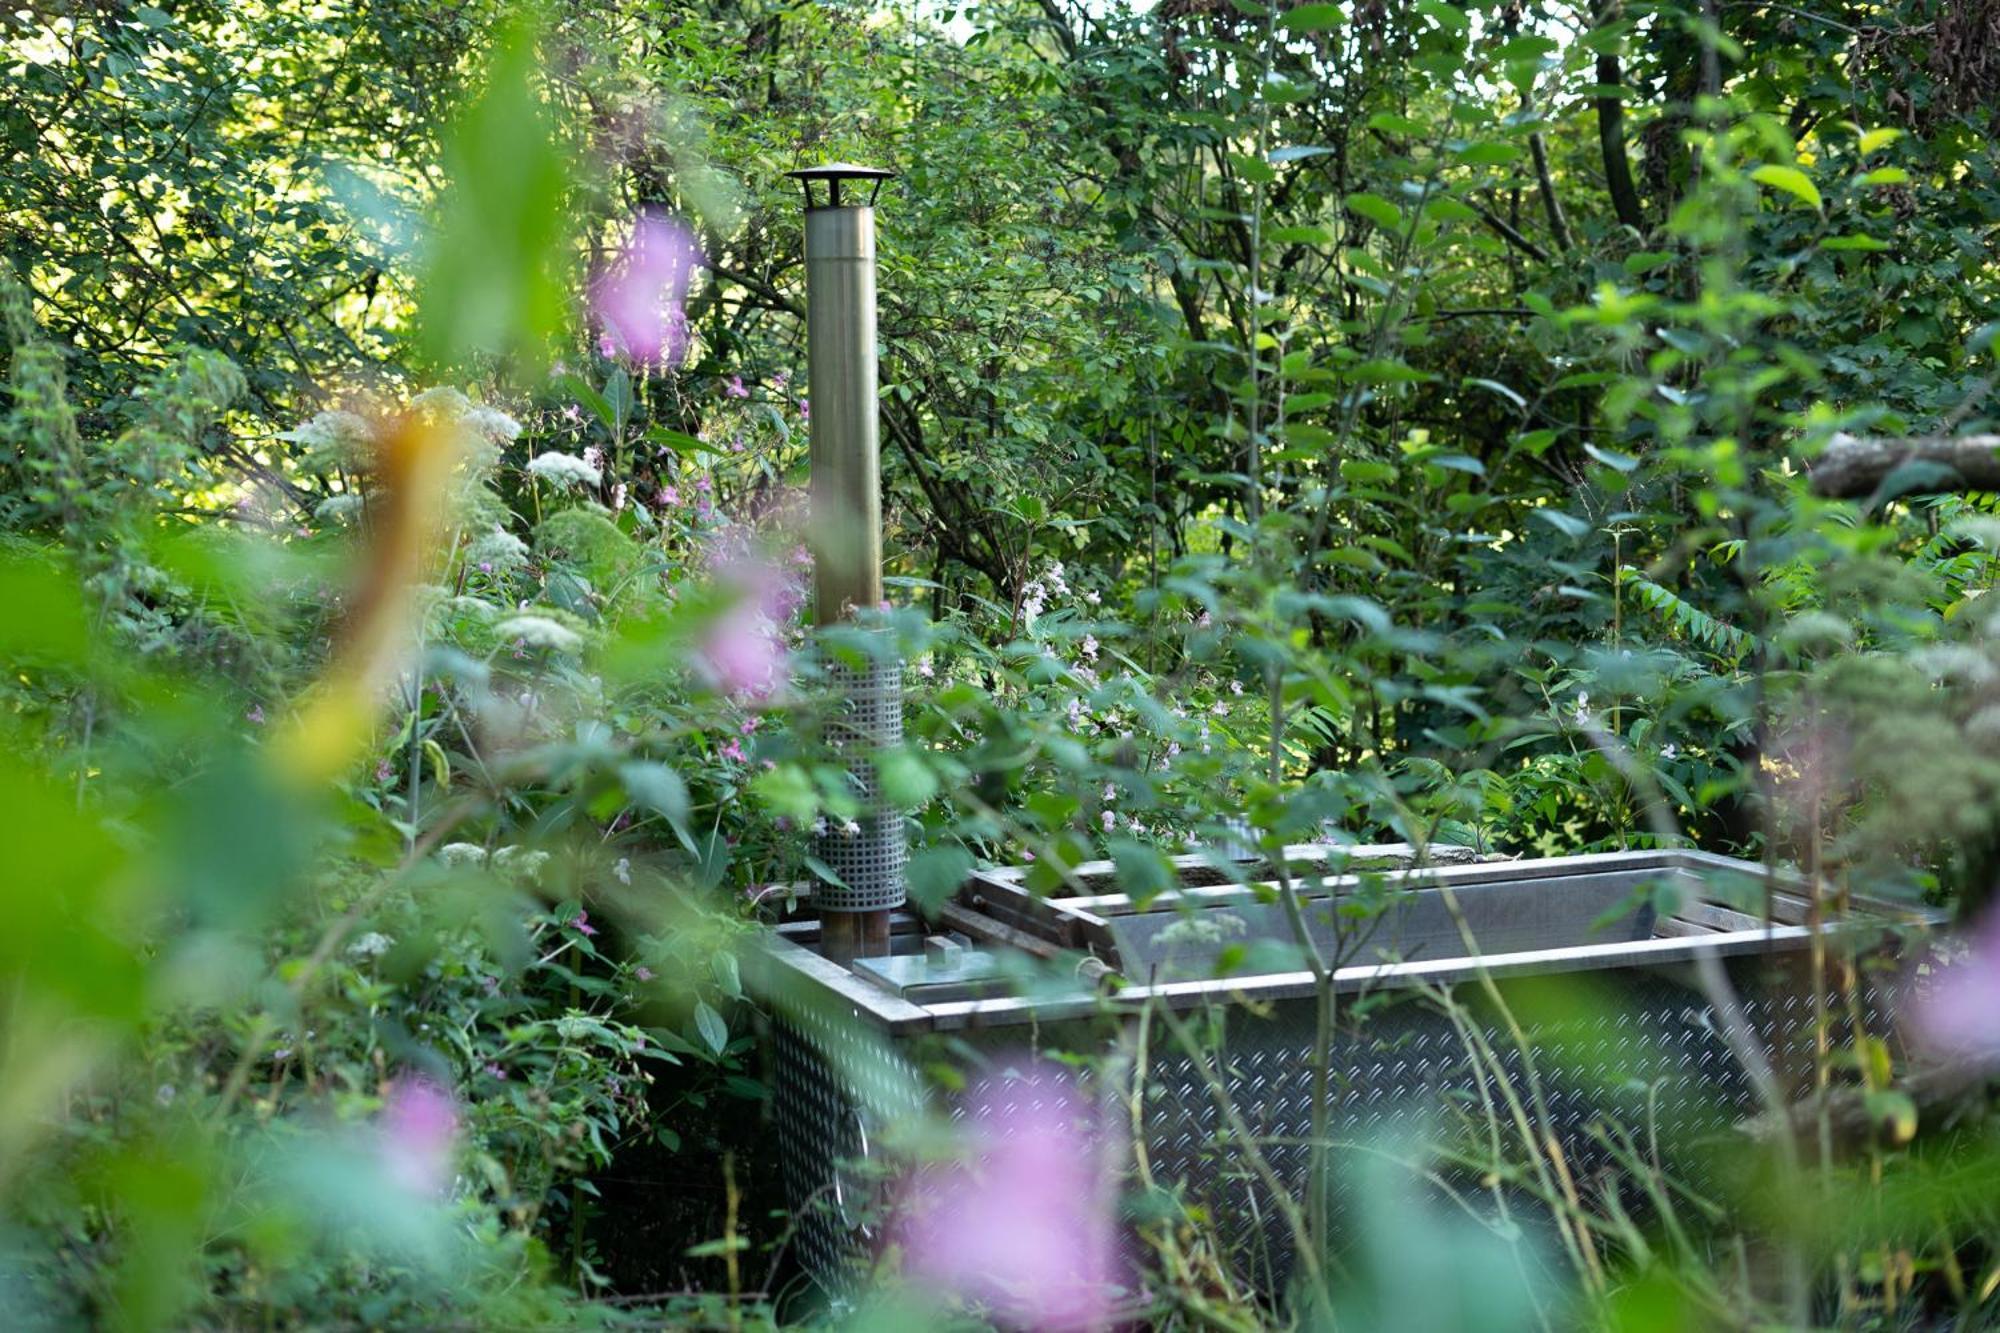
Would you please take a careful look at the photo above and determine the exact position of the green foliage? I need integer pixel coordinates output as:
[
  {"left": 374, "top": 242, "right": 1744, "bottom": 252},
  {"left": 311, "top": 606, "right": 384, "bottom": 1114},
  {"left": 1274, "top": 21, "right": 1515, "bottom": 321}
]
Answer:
[{"left": 5, "top": 0, "right": 2000, "bottom": 1326}]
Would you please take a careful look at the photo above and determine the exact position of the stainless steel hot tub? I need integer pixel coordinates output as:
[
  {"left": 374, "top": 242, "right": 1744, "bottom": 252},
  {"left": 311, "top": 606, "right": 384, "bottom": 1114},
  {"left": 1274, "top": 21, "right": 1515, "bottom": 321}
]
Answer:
[{"left": 752, "top": 847, "right": 1935, "bottom": 1299}]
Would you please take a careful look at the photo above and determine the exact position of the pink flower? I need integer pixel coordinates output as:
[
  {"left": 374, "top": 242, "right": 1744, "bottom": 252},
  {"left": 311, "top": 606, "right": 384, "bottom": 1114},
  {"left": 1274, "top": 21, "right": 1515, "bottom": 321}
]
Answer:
[
  {"left": 1909, "top": 911, "right": 2000, "bottom": 1067},
  {"left": 701, "top": 606, "right": 783, "bottom": 699},
  {"left": 378, "top": 1076, "right": 459, "bottom": 1198},
  {"left": 894, "top": 1060, "right": 1122, "bottom": 1329},
  {"left": 659, "top": 484, "right": 680, "bottom": 507},
  {"left": 570, "top": 910, "right": 598, "bottom": 938},
  {"left": 246, "top": 705, "right": 265, "bottom": 725},
  {"left": 724, "top": 375, "right": 748, "bottom": 399},
  {"left": 798, "top": 396, "right": 810, "bottom": 422},
  {"left": 635, "top": 965, "right": 656, "bottom": 982},
  {"left": 592, "top": 208, "right": 702, "bottom": 364},
  {"left": 597, "top": 332, "right": 616, "bottom": 358},
  {"left": 375, "top": 758, "right": 394, "bottom": 783},
  {"left": 720, "top": 738, "right": 746, "bottom": 763}
]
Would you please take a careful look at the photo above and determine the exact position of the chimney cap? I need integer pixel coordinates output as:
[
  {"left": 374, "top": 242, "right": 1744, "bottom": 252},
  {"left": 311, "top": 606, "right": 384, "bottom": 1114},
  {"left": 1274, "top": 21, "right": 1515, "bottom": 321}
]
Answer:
[{"left": 786, "top": 162, "right": 895, "bottom": 209}]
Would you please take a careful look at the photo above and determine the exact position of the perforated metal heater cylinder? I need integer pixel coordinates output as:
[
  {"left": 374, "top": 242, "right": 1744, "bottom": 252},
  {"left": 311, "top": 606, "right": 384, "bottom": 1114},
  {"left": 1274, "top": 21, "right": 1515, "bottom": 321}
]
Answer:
[
  {"left": 789, "top": 163, "right": 904, "bottom": 963},
  {"left": 810, "top": 651, "right": 907, "bottom": 914}
]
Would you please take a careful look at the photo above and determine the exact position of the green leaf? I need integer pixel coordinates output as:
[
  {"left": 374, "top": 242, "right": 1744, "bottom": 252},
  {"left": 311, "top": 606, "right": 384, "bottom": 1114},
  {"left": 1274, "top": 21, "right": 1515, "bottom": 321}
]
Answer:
[
  {"left": 1464, "top": 376, "right": 1526, "bottom": 410},
  {"left": 1280, "top": 2, "right": 1345, "bottom": 32},
  {"left": 416, "top": 14, "right": 574, "bottom": 374},
  {"left": 692, "top": 1001, "right": 728, "bottom": 1056},
  {"left": 1344, "top": 192, "right": 1403, "bottom": 231},
  {"left": 1820, "top": 234, "right": 1889, "bottom": 252},
  {"left": 1531, "top": 508, "right": 1591, "bottom": 538},
  {"left": 1269, "top": 145, "right": 1335, "bottom": 164},
  {"left": 750, "top": 764, "right": 818, "bottom": 821},
  {"left": 905, "top": 845, "right": 974, "bottom": 915},
  {"left": 1422, "top": 196, "right": 1481, "bottom": 224},
  {"left": 1415, "top": 0, "right": 1470, "bottom": 33},
  {"left": 1365, "top": 113, "right": 1426, "bottom": 137},
  {"left": 874, "top": 746, "right": 938, "bottom": 807},
  {"left": 1858, "top": 126, "right": 1903, "bottom": 154},
  {"left": 1109, "top": 838, "right": 1176, "bottom": 908},
  {"left": 1749, "top": 163, "right": 1822, "bottom": 212},
  {"left": 1268, "top": 223, "right": 1336, "bottom": 245},
  {"left": 619, "top": 762, "right": 689, "bottom": 827},
  {"left": 1454, "top": 142, "right": 1520, "bottom": 167}
]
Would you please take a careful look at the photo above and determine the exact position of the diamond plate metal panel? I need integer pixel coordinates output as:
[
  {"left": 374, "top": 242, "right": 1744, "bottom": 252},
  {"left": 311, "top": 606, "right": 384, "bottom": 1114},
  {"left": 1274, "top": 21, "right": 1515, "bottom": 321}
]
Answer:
[{"left": 775, "top": 957, "right": 1906, "bottom": 1300}]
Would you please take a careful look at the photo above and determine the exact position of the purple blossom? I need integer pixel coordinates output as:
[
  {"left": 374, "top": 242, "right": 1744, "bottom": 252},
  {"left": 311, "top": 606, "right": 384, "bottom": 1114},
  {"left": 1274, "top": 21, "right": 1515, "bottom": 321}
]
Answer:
[
  {"left": 659, "top": 484, "right": 680, "bottom": 507},
  {"left": 894, "top": 1060, "right": 1122, "bottom": 1329},
  {"left": 720, "top": 738, "right": 746, "bottom": 763},
  {"left": 724, "top": 375, "right": 748, "bottom": 399},
  {"left": 1909, "top": 912, "right": 2000, "bottom": 1067},
  {"left": 570, "top": 910, "right": 598, "bottom": 938},
  {"left": 635, "top": 965, "right": 655, "bottom": 982},
  {"left": 246, "top": 705, "right": 266, "bottom": 726},
  {"left": 484, "top": 1062, "right": 507, "bottom": 1080},
  {"left": 592, "top": 209, "right": 702, "bottom": 364},
  {"left": 375, "top": 758, "right": 395, "bottom": 783},
  {"left": 378, "top": 1076, "right": 459, "bottom": 1198},
  {"left": 798, "top": 396, "right": 810, "bottom": 422},
  {"left": 695, "top": 557, "right": 791, "bottom": 701}
]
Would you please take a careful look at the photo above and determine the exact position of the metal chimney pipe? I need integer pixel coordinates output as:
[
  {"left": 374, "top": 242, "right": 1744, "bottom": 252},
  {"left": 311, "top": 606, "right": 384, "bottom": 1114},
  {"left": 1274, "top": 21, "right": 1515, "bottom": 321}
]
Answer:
[{"left": 788, "top": 163, "right": 903, "bottom": 966}]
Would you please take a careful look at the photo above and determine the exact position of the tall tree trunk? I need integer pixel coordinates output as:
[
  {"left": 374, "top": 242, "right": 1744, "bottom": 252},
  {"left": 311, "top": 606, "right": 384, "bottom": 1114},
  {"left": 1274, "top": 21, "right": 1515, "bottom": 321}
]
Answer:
[{"left": 1594, "top": 0, "right": 1648, "bottom": 232}]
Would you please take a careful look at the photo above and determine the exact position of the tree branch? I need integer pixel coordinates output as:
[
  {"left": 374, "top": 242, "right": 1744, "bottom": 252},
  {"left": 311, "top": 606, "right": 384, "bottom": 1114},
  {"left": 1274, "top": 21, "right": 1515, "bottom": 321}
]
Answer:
[
  {"left": 1808, "top": 432, "right": 2000, "bottom": 498},
  {"left": 1471, "top": 200, "right": 1550, "bottom": 264}
]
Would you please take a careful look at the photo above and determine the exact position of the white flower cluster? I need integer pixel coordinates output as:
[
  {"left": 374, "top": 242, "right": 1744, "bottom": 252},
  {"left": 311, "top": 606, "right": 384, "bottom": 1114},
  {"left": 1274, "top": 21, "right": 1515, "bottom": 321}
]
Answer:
[
  {"left": 492, "top": 846, "right": 550, "bottom": 884},
  {"left": 495, "top": 613, "right": 583, "bottom": 652},
  {"left": 410, "top": 386, "right": 472, "bottom": 419},
  {"left": 347, "top": 931, "right": 394, "bottom": 959},
  {"left": 289, "top": 409, "right": 375, "bottom": 472},
  {"left": 462, "top": 406, "right": 522, "bottom": 443},
  {"left": 313, "top": 493, "right": 364, "bottom": 525},
  {"left": 1019, "top": 560, "right": 1070, "bottom": 629},
  {"left": 469, "top": 525, "right": 530, "bottom": 571},
  {"left": 527, "top": 450, "right": 602, "bottom": 490},
  {"left": 438, "top": 843, "right": 489, "bottom": 868}
]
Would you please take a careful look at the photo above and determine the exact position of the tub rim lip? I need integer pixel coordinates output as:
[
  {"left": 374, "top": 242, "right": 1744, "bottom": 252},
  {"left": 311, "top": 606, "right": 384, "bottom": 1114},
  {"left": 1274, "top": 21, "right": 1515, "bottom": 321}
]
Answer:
[{"left": 750, "top": 848, "right": 1945, "bottom": 1036}]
